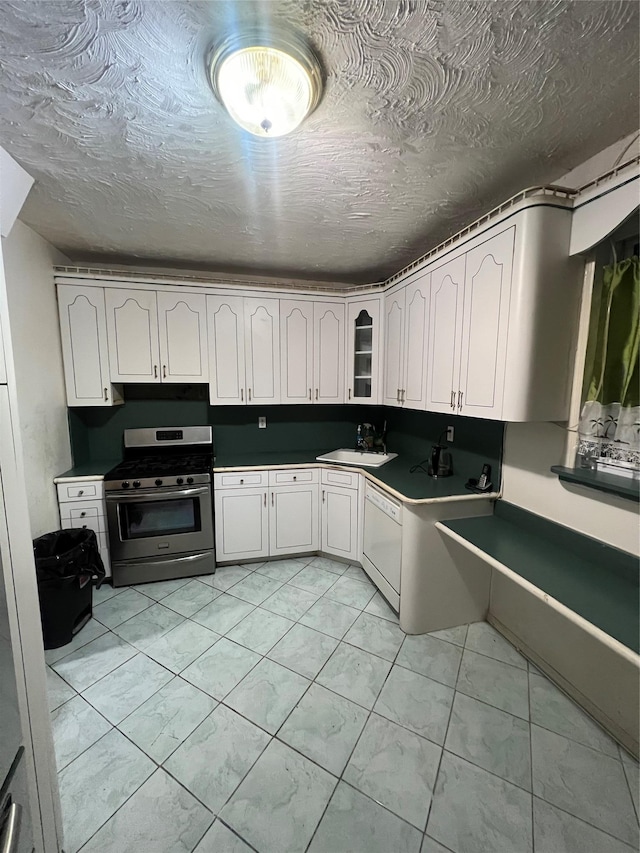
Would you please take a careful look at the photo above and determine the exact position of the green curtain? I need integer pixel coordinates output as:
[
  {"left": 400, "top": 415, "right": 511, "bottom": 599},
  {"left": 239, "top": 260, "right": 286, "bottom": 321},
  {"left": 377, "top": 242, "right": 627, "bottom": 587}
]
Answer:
[{"left": 583, "top": 256, "right": 640, "bottom": 408}]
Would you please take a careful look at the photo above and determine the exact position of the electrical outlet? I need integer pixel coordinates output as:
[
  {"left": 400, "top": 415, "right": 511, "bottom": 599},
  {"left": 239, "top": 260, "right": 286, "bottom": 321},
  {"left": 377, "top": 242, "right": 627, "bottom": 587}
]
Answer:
[
  {"left": 446, "top": 425, "right": 455, "bottom": 442},
  {"left": 258, "top": 417, "right": 267, "bottom": 429}
]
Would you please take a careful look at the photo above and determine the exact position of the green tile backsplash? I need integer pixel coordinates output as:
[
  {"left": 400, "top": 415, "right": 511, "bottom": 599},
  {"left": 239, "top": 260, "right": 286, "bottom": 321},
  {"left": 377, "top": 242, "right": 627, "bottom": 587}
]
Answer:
[{"left": 67, "top": 384, "right": 504, "bottom": 481}]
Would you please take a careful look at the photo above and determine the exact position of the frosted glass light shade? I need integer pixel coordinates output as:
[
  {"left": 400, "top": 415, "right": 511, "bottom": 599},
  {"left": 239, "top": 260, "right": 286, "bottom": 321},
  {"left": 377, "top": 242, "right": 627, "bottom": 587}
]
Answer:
[{"left": 209, "top": 34, "right": 322, "bottom": 138}]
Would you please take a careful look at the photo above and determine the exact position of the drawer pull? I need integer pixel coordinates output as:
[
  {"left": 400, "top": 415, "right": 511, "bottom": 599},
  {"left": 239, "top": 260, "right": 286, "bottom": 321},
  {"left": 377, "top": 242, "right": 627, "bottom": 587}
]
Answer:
[
  {"left": 240, "top": 478, "right": 244, "bottom": 484},
  {"left": 78, "top": 490, "right": 84, "bottom": 496},
  {"left": 80, "top": 512, "right": 86, "bottom": 517},
  {"left": 293, "top": 476, "right": 297, "bottom": 481}
]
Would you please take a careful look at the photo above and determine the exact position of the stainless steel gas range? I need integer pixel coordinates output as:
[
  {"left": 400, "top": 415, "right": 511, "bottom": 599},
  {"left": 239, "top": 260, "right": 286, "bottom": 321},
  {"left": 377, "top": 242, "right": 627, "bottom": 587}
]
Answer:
[{"left": 104, "top": 426, "right": 215, "bottom": 587}]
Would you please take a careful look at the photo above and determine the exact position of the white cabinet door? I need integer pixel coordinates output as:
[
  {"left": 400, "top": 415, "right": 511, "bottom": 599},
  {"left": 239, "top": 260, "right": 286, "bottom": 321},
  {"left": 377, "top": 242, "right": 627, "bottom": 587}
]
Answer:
[
  {"left": 427, "top": 255, "right": 466, "bottom": 414},
  {"left": 459, "top": 228, "right": 514, "bottom": 419},
  {"left": 207, "top": 295, "right": 246, "bottom": 405},
  {"left": 214, "top": 487, "right": 269, "bottom": 562},
  {"left": 106, "top": 288, "right": 161, "bottom": 383},
  {"left": 382, "top": 291, "right": 405, "bottom": 407},
  {"left": 157, "top": 291, "right": 208, "bottom": 383},
  {"left": 403, "top": 274, "right": 430, "bottom": 410},
  {"left": 244, "top": 298, "right": 280, "bottom": 405},
  {"left": 280, "top": 300, "right": 313, "bottom": 404},
  {"left": 58, "top": 285, "right": 114, "bottom": 406},
  {"left": 314, "top": 303, "right": 345, "bottom": 403},
  {"left": 346, "top": 298, "right": 381, "bottom": 404},
  {"left": 321, "top": 484, "right": 359, "bottom": 562},
  {"left": 269, "top": 484, "right": 319, "bottom": 556}
]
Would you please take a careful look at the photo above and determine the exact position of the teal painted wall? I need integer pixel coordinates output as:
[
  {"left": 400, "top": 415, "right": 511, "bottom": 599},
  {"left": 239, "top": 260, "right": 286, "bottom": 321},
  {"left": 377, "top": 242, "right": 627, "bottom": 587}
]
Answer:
[{"left": 68, "top": 384, "right": 504, "bottom": 480}]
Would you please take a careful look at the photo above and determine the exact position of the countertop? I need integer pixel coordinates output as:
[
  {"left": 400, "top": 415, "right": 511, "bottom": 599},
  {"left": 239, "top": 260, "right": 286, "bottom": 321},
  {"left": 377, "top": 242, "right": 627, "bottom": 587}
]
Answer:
[
  {"left": 54, "top": 449, "right": 499, "bottom": 505},
  {"left": 212, "top": 449, "right": 499, "bottom": 505},
  {"left": 54, "top": 460, "right": 119, "bottom": 483}
]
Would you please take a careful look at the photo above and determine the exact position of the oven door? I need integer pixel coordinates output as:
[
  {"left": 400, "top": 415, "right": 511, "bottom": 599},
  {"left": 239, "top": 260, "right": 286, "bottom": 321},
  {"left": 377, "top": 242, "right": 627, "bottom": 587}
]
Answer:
[{"left": 106, "top": 485, "right": 213, "bottom": 562}]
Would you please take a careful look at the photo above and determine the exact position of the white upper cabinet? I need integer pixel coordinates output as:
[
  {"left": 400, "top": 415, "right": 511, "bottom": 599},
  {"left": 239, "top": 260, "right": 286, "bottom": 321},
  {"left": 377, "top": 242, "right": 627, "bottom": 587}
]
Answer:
[
  {"left": 346, "top": 297, "right": 381, "bottom": 404},
  {"left": 280, "top": 300, "right": 314, "bottom": 404},
  {"left": 314, "top": 302, "right": 345, "bottom": 404},
  {"left": 459, "top": 229, "right": 513, "bottom": 417},
  {"left": 207, "top": 295, "right": 246, "bottom": 405},
  {"left": 207, "top": 295, "right": 280, "bottom": 406},
  {"left": 426, "top": 228, "right": 515, "bottom": 419},
  {"left": 402, "top": 274, "right": 430, "bottom": 409},
  {"left": 105, "top": 288, "right": 161, "bottom": 383},
  {"left": 157, "top": 291, "right": 208, "bottom": 383},
  {"left": 244, "top": 298, "right": 280, "bottom": 405},
  {"left": 427, "top": 255, "right": 466, "bottom": 414},
  {"left": 58, "top": 284, "right": 122, "bottom": 406},
  {"left": 382, "top": 292, "right": 405, "bottom": 407},
  {"left": 106, "top": 287, "right": 207, "bottom": 386}
]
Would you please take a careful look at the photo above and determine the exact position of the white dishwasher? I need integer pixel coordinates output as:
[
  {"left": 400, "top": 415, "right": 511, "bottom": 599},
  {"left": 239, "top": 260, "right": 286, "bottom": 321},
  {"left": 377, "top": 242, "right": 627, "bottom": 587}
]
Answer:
[{"left": 362, "top": 482, "right": 402, "bottom": 610}]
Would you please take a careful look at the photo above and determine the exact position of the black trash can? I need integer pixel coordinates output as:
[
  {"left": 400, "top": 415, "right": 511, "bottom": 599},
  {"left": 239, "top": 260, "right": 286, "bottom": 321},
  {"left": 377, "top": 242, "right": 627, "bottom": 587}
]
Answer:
[{"left": 33, "top": 529, "right": 106, "bottom": 650}]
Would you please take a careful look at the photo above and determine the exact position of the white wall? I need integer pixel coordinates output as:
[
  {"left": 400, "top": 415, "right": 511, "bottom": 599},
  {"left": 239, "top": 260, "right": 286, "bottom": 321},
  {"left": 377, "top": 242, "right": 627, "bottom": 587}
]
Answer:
[
  {"left": 2, "top": 220, "right": 71, "bottom": 537},
  {"left": 502, "top": 130, "right": 640, "bottom": 555}
]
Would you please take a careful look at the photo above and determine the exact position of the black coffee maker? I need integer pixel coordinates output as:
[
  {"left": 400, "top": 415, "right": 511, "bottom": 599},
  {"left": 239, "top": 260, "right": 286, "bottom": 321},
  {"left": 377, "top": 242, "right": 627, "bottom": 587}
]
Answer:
[{"left": 428, "top": 441, "right": 453, "bottom": 478}]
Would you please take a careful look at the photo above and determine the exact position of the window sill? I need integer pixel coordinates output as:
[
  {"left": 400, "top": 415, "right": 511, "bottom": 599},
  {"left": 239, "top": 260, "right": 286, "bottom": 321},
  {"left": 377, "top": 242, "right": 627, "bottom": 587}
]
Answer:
[{"left": 551, "top": 465, "right": 640, "bottom": 503}]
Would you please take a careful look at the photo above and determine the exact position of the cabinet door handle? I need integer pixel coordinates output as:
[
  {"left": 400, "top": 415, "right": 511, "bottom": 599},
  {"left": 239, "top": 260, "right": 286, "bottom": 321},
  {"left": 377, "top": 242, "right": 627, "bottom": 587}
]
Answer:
[
  {"left": 308, "top": 388, "right": 311, "bottom": 401},
  {"left": 401, "top": 389, "right": 405, "bottom": 403},
  {"left": 248, "top": 388, "right": 252, "bottom": 401},
  {"left": 458, "top": 390, "right": 463, "bottom": 410},
  {"left": 348, "top": 388, "right": 351, "bottom": 400},
  {"left": 241, "top": 388, "right": 244, "bottom": 402},
  {"left": 322, "top": 490, "right": 325, "bottom": 503},
  {"left": 163, "top": 364, "right": 167, "bottom": 378},
  {"left": 103, "top": 387, "right": 108, "bottom": 402},
  {"left": 271, "top": 492, "right": 274, "bottom": 507},
  {"left": 154, "top": 364, "right": 158, "bottom": 379},
  {"left": 315, "top": 388, "right": 318, "bottom": 401},
  {"left": 450, "top": 390, "right": 455, "bottom": 409},
  {"left": 264, "top": 492, "right": 266, "bottom": 507},
  {"left": 396, "top": 389, "right": 400, "bottom": 403}
]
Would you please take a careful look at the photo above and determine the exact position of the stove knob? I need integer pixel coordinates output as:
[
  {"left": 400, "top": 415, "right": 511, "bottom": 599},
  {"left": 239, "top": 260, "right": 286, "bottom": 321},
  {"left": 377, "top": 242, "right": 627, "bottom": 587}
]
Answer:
[
  {"left": 176, "top": 477, "right": 184, "bottom": 485},
  {"left": 133, "top": 481, "right": 141, "bottom": 489},
  {"left": 121, "top": 481, "right": 130, "bottom": 489},
  {"left": 186, "top": 477, "right": 194, "bottom": 485},
  {"left": 155, "top": 479, "right": 163, "bottom": 487}
]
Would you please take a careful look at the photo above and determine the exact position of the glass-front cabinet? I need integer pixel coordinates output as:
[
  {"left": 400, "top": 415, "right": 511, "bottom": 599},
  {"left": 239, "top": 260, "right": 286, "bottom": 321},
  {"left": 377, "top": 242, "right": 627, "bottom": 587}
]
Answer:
[{"left": 346, "top": 297, "right": 381, "bottom": 404}]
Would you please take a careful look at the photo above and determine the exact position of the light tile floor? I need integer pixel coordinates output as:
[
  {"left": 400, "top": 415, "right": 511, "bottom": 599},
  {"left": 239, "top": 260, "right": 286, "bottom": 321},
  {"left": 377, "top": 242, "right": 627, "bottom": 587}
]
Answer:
[{"left": 45, "top": 556, "right": 639, "bottom": 853}]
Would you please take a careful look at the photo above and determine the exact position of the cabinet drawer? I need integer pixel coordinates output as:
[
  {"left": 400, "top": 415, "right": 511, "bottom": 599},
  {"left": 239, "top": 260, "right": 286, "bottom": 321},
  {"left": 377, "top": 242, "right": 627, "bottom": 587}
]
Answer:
[
  {"left": 269, "top": 469, "right": 318, "bottom": 486},
  {"left": 67, "top": 514, "right": 106, "bottom": 535},
  {"left": 59, "top": 500, "right": 105, "bottom": 520},
  {"left": 57, "top": 481, "right": 103, "bottom": 502},
  {"left": 214, "top": 471, "right": 268, "bottom": 489},
  {"left": 321, "top": 468, "right": 360, "bottom": 490}
]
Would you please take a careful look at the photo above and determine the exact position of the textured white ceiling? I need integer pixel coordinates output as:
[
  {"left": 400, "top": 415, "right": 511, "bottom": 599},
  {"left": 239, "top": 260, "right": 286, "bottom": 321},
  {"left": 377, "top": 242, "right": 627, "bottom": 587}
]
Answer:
[{"left": 0, "top": 0, "right": 638, "bottom": 284}]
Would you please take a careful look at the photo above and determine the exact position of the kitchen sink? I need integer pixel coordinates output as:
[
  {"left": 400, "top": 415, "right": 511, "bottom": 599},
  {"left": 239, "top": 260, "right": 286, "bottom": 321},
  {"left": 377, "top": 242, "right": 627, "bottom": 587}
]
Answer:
[{"left": 316, "top": 449, "right": 398, "bottom": 468}]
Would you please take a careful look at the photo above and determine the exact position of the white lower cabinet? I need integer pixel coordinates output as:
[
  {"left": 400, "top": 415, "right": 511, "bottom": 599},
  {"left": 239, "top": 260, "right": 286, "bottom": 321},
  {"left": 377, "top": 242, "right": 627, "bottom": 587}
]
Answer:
[
  {"left": 214, "top": 486, "right": 270, "bottom": 563},
  {"left": 320, "top": 469, "right": 360, "bottom": 563},
  {"left": 214, "top": 469, "right": 319, "bottom": 563},
  {"left": 56, "top": 479, "right": 111, "bottom": 576},
  {"left": 270, "top": 484, "right": 319, "bottom": 556}
]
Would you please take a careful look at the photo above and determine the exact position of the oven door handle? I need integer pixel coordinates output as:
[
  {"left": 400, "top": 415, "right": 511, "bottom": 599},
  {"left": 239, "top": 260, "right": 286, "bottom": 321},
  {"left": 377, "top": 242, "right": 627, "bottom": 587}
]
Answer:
[{"left": 105, "top": 487, "right": 209, "bottom": 503}]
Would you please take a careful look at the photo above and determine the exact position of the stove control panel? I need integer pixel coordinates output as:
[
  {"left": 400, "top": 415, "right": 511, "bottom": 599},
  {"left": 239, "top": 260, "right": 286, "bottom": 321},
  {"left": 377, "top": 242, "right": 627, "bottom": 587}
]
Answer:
[{"left": 105, "top": 471, "right": 211, "bottom": 492}]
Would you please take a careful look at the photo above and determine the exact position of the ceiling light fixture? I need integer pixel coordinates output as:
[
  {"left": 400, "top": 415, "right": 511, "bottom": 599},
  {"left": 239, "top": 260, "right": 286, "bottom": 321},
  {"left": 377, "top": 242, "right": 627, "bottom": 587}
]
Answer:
[{"left": 208, "top": 30, "right": 323, "bottom": 138}]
